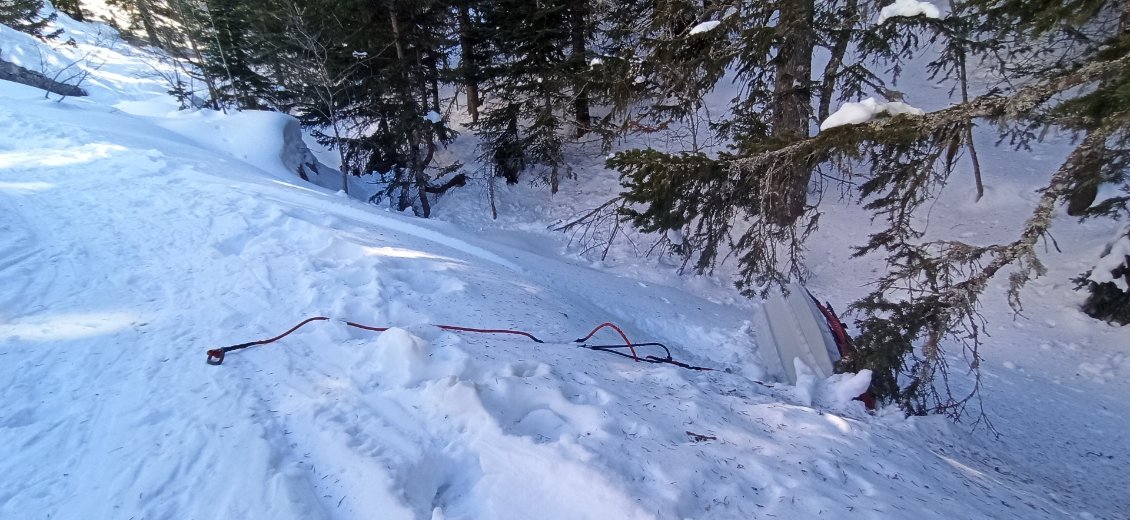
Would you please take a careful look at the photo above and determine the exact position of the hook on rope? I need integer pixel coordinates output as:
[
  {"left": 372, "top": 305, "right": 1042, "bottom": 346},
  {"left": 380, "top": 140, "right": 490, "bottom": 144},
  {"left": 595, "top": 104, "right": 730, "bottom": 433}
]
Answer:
[{"left": 206, "top": 349, "right": 225, "bottom": 365}]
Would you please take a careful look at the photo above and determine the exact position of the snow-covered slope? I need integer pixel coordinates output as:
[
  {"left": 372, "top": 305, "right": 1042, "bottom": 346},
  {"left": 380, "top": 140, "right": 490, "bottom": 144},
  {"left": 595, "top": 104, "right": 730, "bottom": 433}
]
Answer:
[{"left": 0, "top": 11, "right": 1126, "bottom": 520}]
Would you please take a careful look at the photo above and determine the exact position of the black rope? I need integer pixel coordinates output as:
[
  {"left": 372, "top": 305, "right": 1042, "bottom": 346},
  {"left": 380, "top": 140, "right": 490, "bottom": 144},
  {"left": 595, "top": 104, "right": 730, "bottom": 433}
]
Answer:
[{"left": 579, "top": 342, "right": 714, "bottom": 371}]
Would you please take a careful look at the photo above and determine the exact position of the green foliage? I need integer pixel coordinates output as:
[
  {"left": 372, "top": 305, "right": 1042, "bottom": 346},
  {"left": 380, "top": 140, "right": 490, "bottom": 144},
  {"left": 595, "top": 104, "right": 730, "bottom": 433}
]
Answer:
[
  {"left": 1075, "top": 227, "right": 1130, "bottom": 325},
  {"left": 609, "top": 0, "right": 1130, "bottom": 421},
  {"left": 0, "top": 0, "right": 61, "bottom": 39},
  {"left": 473, "top": 0, "right": 582, "bottom": 192},
  {"left": 54, "top": 0, "right": 83, "bottom": 22},
  {"left": 611, "top": 149, "right": 730, "bottom": 269},
  {"left": 1079, "top": 278, "right": 1130, "bottom": 325},
  {"left": 193, "top": 0, "right": 271, "bottom": 109}
]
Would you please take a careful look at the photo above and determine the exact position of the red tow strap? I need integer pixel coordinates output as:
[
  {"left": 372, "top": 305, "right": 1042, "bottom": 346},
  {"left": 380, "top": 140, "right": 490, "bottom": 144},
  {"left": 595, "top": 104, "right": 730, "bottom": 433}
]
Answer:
[{"left": 206, "top": 317, "right": 655, "bottom": 366}]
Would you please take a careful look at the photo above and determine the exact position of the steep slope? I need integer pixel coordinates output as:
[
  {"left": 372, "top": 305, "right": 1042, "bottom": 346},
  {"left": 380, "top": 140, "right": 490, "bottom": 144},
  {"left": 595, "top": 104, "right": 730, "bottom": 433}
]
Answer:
[{"left": 0, "top": 12, "right": 1123, "bottom": 520}]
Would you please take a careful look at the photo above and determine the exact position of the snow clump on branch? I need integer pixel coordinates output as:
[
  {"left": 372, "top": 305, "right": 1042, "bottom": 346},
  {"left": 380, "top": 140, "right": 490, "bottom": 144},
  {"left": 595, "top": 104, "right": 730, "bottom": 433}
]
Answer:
[
  {"left": 819, "top": 97, "right": 924, "bottom": 131},
  {"left": 688, "top": 21, "right": 721, "bottom": 35},
  {"left": 876, "top": 0, "right": 942, "bottom": 24}
]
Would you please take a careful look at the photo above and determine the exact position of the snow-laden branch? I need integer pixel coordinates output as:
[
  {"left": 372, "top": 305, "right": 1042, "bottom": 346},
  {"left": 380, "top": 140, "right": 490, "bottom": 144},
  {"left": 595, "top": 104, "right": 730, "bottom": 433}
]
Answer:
[
  {"left": 877, "top": 0, "right": 942, "bottom": 24},
  {"left": 730, "top": 50, "right": 1130, "bottom": 172}
]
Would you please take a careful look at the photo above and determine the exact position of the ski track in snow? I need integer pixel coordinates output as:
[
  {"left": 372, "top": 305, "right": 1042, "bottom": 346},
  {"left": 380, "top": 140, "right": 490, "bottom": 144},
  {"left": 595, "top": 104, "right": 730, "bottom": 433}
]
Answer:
[{"left": 0, "top": 14, "right": 1123, "bottom": 520}]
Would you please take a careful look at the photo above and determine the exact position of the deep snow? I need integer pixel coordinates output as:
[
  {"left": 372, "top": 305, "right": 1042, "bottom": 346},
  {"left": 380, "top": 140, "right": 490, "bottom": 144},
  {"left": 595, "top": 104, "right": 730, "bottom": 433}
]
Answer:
[{"left": 1, "top": 9, "right": 1127, "bottom": 520}]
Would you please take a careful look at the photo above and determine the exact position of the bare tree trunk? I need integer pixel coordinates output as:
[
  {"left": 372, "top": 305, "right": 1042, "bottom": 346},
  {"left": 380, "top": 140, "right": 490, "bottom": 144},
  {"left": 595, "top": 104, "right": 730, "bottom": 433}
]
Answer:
[
  {"left": 768, "top": 0, "right": 815, "bottom": 226},
  {"left": 135, "top": 0, "right": 162, "bottom": 48},
  {"left": 546, "top": 90, "right": 559, "bottom": 194},
  {"left": 202, "top": 5, "right": 240, "bottom": 110},
  {"left": 457, "top": 2, "right": 479, "bottom": 123},
  {"left": 817, "top": 0, "right": 858, "bottom": 123},
  {"left": 569, "top": 0, "right": 591, "bottom": 137},
  {"left": 957, "top": 57, "right": 985, "bottom": 201},
  {"left": 1122, "top": 0, "right": 1130, "bottom": 34},
  {"left": 949, "top": 0, "right": 986, "bottom": 201},
  {"left": 169, "top": 0, "right": 221, "bottom": 108},
  {"left": 428, "top": 52, "right": 441, "bottom": 112},
  {"left": 390, "top": 5, "right": 434, "bottom": 217},
  {"left": 389, "top": 7, "right": 405, "bottom": 67},
  {"left": 58, "top": 0, "right": 85, "bottom": 21}
]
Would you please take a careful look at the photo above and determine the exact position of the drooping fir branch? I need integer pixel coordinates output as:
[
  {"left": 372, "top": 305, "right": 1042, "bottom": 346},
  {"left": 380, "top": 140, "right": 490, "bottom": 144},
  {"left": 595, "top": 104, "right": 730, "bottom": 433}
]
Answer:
[
  {"left": 765, "top": 45, "right": 1125, "bottom": 418},
  {"left": 613, "top": 38, "right": 1128, "bottom": 417},
  {"left": 854, "top": 124, "right": 1113, "bottom": 420},
  {"left": 0, "top": 0, "right": 61, "bottom": 39},
  {"left": 729, "top": 48, "right": 1130, "bottom": 174}
]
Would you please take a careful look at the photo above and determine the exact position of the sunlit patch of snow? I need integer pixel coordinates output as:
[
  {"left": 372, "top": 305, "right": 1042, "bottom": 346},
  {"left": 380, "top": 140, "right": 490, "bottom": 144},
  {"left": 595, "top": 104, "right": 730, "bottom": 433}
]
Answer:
[{"left": 0, "top": 311, "right": 139, "bottom": 341}]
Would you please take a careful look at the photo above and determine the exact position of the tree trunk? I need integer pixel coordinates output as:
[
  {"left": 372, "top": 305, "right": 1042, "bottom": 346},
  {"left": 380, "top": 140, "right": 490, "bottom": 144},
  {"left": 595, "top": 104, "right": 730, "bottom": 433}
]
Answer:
[
  {"left": 457, "top": 2, "right": 479, "bottom": 123},
  {"left": 135, "top": 0, "right": 162, "bottom": 48},
  {"left": 428, "top": 51, "right": 441, "bottom": 112},
  {"left": 58, "top": 0, "right": 84, "bottom": 21},
  {"left": 168, "top": 0, "right": 221, "bottom": 108},
  {"left": 1065, "top": 0, "right": 1127, "bottom": 213},
  {"left": 0, "top": 58, "right": 86, "bottom": 97},
  {"left": 569, "top": 0, "right": 591, "bottom": 137},
  {"left": 817, "top": 0, "right": 858, "bottom": 123},
  {"left": 1122, "top": 0, "right": 1130, "bottom": 34},
  {"left": 390, "top": 4, "right": 434, "bottom": 217},
  {"left": 547, "top": 90, "right": 559, "bottom": 194},
  {"left": 768, "top": 0, "right": 815, "bottom": 226}
]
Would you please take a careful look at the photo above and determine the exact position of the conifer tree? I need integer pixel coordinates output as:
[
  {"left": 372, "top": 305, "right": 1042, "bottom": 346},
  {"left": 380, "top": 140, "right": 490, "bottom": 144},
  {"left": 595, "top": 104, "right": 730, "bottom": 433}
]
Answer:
[
  {"left": 55, "top": 0, "right": 84, "bottom": 22},
  {"left": 103, "top": 0, "right": 164, "bottom": 47},
  {"left": 607, "top": 1, "right": 900, "bottom": 286},
  {"left": 0, "top": 0, "right": 60, "bottom": 38},
  {"left": 255, "top": 0, "right": 459, "bottom": 214},
  {"left": 608, "top": 0, "right": 1129, "bottom": 417},
  {"left": 474, "top": 0, "right": 590, "bottom": 193},
  {"left": 191, "top": 0, "right": 270, "bottom": 109}
]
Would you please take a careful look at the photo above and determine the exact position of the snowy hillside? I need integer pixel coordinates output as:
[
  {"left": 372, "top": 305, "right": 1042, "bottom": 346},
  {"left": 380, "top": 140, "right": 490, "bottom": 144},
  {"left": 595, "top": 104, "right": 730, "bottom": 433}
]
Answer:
[{"left": 1, "top": 11, "right": 1127, "bottom": 520}]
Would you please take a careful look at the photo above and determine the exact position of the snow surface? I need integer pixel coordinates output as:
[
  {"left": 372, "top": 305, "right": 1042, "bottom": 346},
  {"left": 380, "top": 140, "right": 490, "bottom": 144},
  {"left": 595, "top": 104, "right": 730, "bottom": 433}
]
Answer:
[
  {"left": 820, "top": 97, "right": 925, "bottom": 131},
  {"left": 877, "top": 0, "right": 943, "bottom": 24},
  {"left": 1, "top": 8, "right": 1128, "bottom": 520}
]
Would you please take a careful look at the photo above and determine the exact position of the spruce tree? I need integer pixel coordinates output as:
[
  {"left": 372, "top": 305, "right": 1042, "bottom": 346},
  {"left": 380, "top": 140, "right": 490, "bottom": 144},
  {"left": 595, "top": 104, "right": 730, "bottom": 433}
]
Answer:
[
  {"left": 257, "top": 0, "right": 459, "bottom": 214},
  {"left": 55, "top": 0, "right": 84, "bottom": 22},
  {"left": 606, "top": 1, "right": 903, "bottom": 287},
  {"left": 190, "top": 0, "right": 270, "bottom": 109},
  {"left": 474, "top": 0, "right": 590, "bottom": 193},
  {"left": 607, "top": 0, "right": 1129, "bottom": 417},
  {"left": 0, "top": 0, "right": 60, "bottom": 39}
]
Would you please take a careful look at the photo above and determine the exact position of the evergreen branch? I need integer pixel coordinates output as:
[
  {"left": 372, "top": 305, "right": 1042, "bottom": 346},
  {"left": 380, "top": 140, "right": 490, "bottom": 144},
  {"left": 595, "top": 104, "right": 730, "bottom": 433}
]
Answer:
[{"left": 727, "top": 48, "right": 1130, "bottom": 172}]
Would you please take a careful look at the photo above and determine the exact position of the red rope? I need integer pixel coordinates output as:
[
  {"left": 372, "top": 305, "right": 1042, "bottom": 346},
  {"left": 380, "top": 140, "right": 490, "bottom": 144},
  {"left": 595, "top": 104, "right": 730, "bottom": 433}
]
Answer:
[
  {"left": 435, "top": 325, "right": 544, "bottom": 343},
  {"left": 575, "top": 322, "right": 638, "bottom": 361},
  {"left": 342, "top": 320, "right": 388, "bottom": 333}
]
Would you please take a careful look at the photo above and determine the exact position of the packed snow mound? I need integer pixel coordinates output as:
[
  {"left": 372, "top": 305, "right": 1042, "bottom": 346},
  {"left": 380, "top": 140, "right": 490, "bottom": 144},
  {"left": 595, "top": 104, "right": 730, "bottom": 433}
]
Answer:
[
  {"left": 877, "top": 0, "right": 942, "bottom": 24},
  {"left": 820, "top": 97, "right": 925, "bottom": 130},
  {"left": 363, "top": 327, "right": 430, "bottom": 388}
]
